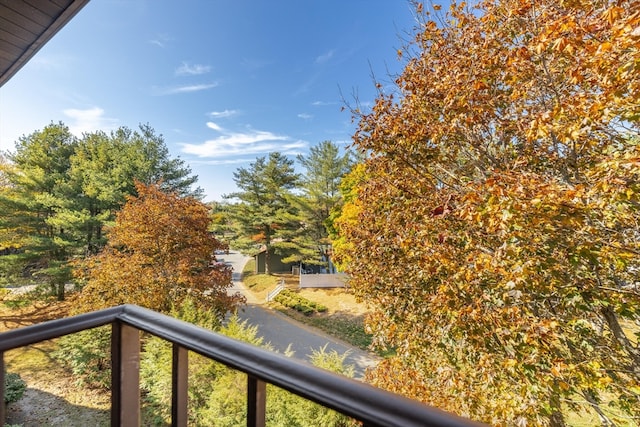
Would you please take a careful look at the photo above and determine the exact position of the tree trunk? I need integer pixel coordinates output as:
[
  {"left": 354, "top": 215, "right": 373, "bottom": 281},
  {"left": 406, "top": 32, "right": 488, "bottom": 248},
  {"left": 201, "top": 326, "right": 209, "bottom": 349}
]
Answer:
[
  {"left": 601, "top": 306, "right": 640, "bottom": 379},
  {"left": 264, "top": 226, "right": 271, "bottom": 275},
  {"left": 265, "top": 247, "right": 271, "bottom": 275}
]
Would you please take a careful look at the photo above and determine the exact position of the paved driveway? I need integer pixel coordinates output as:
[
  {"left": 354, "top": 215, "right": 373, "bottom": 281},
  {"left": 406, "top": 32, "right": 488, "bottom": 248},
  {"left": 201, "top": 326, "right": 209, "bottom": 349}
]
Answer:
[{"left": 221, "top": 250, "right": 379, "bottom": 378}]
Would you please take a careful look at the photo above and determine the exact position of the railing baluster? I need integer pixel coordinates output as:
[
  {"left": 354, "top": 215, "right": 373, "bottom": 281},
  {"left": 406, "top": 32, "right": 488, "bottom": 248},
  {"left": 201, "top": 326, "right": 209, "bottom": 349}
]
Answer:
[
  {"left": 111, "top": 321, "right": 140, "bottom": 427},
  {"left": 171, "top": 343, "right": 188, "bottom": 427},
  {"left": 0, "top": 351, "right": 5, "bottom": 425},
  {"left": 247, "top": 375, "right": 266, "bottom": 427}
]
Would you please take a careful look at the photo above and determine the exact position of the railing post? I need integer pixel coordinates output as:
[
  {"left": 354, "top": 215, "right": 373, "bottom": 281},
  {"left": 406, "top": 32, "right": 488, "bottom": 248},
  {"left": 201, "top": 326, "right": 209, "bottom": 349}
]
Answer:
[
  {"left": 247, "top": 375, "right": 266, "bottom": 427},
  {"left": 171, "top": 343, "right": 188, "bottom": 427},
  {"left": 0, "top": 351, "right": 5, "bottom": 425},
  {"left": 111, "top": 321, "right": 140, "bottom": 427}
]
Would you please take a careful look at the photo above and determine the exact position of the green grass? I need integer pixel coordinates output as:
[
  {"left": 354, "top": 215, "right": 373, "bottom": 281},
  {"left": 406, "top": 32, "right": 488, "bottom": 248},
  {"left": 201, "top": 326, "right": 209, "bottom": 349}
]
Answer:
[
  {"left": 241, "top": 260, "right": 282, "bottom": 300},
  {"left": 242, "top": 258, "right": 255, "bottom": 276}
]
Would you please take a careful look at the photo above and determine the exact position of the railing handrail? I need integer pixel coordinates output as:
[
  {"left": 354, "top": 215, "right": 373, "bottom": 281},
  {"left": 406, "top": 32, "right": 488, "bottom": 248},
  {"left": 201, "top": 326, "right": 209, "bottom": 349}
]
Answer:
[
  {"left": 0, "top": 304, "right": 484, "bottom": 427},
  {"left": 265, "top": 281, "right": 285, "bottom": 301}
]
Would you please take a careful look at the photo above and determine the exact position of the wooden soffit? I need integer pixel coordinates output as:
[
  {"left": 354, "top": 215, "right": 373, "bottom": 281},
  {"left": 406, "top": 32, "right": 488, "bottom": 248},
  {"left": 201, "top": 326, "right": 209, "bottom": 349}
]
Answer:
[{"left": 0, "top": 0, "right": 90, "bottom": 87}]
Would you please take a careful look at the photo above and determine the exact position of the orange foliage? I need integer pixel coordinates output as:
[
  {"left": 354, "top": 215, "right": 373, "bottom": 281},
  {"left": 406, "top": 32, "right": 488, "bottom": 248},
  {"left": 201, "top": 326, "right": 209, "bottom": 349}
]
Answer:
[
  {"left": 339, "top": 0, "right": 640, "bottom": 425},
  {"left": 75, "top": 182, "right": 244, "bottom": 318}
]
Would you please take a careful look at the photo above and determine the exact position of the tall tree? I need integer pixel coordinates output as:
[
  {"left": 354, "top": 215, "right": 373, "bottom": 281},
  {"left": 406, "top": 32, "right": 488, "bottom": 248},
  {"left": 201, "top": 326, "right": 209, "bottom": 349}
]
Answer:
[
  {"left": 336, "top": 1, "right": 640, "bottom": 425},
  {"left": 2, "top": 123, "right": 78, "bottom": 298},
  {"left": 292, "top": 141, "right": 353, "bottom": 269},
  {"left": 76, "top": 182, "right": 243, "bottom": 316},
  {"left": 227, "top": 152, "right": 299, "bottom": 274},
  {"left": 0, "top": 154, "right": 33, "bottom": 285},
  {"left": 64, "top": 124, "right": 202, "bottom": 255}
]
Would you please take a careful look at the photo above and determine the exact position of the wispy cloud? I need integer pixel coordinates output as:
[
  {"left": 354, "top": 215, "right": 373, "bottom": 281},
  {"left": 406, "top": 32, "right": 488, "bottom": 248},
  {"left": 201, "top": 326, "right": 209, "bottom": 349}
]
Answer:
[
  {"left": 175, "top": 62, "right": 211, "bottom": 76},
  {"left": 149, "top": 33, "right": 171, "bottom": 48},
  {"left": 208, "top": 109, "right": 239, "bottom": 119},
  {"left": 180, "top": 123, "right": 307, "bottom": 158},
  {"left": 315, "top": 49, "right": 335, "bottom": 64},
  {"left": 312, "top": 100, "right": 337, "bottom": 106},
  {"left": 206, "top": 121, "right": 223, "bottom": 131},
  {"left": 63, "top": 107, "right": 118, "bottom": 136},
  {"left": 297, "top": 113, "right": 313, "bottom": 120},
  {"left": 157, "top": 83, "right": 218, "bottom": 95}
]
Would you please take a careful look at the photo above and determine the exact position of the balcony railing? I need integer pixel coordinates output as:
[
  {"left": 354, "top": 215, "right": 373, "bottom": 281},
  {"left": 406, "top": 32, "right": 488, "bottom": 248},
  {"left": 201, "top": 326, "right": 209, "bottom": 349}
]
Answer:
[{"left": 0, "top": 304, "right": 484, "bottom": 427}]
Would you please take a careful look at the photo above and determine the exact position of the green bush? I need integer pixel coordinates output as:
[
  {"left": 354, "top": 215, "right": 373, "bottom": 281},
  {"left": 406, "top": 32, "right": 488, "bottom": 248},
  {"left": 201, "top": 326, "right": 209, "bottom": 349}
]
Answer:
[
  {"left": 4, "top": 371, "right": 26, "bottom": 403},
  {"left": 140, "top": 307, "right": 270, "bottom": 426},
  {"left": 52, "top": 325, "right": 112, "bottom": 389},
  {"left": 274, "top": 290, "right": 328, "bottom": 315}
]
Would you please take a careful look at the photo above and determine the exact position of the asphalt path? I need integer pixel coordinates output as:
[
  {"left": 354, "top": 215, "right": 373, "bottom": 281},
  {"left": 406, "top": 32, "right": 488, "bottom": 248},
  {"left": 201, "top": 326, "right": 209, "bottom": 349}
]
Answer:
[{"left": 221, "top": 250, "right": 378, "bottom": 378}]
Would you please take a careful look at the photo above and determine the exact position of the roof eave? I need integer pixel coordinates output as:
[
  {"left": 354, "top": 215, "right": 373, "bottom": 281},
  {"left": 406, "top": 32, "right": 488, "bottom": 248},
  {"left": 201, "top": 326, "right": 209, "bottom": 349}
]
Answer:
[{"left": 0, "top": 0, "right": 90, "bottom": 88}]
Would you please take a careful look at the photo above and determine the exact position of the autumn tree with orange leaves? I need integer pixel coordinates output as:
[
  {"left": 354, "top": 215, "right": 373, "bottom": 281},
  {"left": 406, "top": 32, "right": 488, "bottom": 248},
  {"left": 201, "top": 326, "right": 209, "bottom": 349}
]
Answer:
[
  {"left": 336, "top": 1, "right": 640, "bottom": 425},
  {"left": 76, "top": 182, "right": 243, "bottom": 318}
]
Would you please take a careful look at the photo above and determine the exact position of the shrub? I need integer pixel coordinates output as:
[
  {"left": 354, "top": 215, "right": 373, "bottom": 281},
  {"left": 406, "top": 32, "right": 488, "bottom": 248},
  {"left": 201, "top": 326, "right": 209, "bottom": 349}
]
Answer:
[
  {"left": 274, "top": 290, "right": 328, "bottom": 315},
  {"left": 4, "top": 371, "right": 26, "bottom": 403},
  {"left": 52, "top": 325, "right": 112, "bottom": 389}
]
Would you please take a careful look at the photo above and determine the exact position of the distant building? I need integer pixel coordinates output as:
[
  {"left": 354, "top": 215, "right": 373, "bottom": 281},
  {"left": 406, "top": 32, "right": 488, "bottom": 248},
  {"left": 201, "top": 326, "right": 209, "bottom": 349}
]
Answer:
[{"left": 254, "top": 248, "right": 295, "bottom": 274}]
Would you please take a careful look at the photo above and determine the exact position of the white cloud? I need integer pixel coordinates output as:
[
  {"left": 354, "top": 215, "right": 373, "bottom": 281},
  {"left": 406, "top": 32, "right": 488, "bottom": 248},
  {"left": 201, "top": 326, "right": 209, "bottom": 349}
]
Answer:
[
  {"left": 29, "top": 54, "right": 76, "bottom": 71},
  {"left": 206, "top": 122, "right": 223, "bottom": 131},
  {"left": 175, "top": 62, "right": 211, "bottom": 76},
  {"left": 315, "top": 49, "right": 335, "bottom": 64},
  {"left": 297, "top": 113, "right": 313, "bottom": 120},
  {"left": 158, "top": 83, "right": 218, "bottom": 95},
  {"left": 208, "top": 109, "right": 239, "bottom": 118},
  {"left": 63, "top": 107, "right": 118, "bottom": 136},
  {"left": 180, "top": 124, "right": 307, "bottom": 158}
]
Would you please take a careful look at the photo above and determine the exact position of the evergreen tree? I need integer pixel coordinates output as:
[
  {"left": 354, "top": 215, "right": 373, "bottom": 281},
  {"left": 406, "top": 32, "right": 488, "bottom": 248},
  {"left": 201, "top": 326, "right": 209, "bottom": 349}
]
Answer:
[
  {"left": 292, "top": 141, "right": 353, "bottom": 270},
  {"left": 227, "top": 152, "right": 299, "bottom": 274},
  {"left": 2, "top": 123, "right": 78, "bottom": 298}
]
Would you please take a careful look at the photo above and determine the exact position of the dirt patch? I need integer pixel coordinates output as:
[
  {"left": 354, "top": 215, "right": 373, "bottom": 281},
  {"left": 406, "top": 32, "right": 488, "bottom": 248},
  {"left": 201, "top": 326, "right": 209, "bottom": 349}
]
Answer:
[{"left": 6, "top": 385, "right": 109, "bottom": 427}]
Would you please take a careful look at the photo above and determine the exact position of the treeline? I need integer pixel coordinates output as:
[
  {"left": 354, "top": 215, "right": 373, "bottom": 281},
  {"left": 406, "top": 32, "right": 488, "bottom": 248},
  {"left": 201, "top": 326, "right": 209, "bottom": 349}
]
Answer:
[
  {"left": 0, "top": 122, "right": 200, "bottom": 299},
  {"left": 0, "top": 122, "right": 355, "bottom": 298}
]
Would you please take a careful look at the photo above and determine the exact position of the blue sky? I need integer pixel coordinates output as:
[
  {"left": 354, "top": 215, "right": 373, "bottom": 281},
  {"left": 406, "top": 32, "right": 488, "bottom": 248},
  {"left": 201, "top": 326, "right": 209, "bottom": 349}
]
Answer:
[{"left": 0, "top": 1, "right": 416, "bottom": 201}]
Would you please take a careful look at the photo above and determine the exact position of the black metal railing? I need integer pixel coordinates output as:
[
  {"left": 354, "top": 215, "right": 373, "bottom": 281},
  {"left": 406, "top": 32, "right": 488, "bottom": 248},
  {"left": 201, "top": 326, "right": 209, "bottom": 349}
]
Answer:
[{"left": 0, "top": 304, "right": 485, "bottom": 427}]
